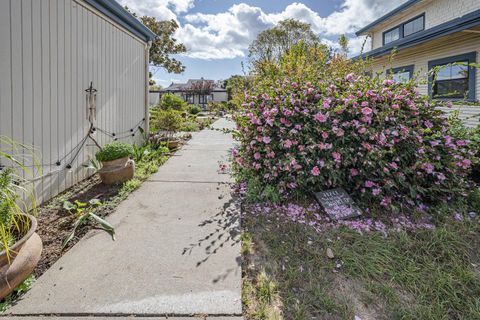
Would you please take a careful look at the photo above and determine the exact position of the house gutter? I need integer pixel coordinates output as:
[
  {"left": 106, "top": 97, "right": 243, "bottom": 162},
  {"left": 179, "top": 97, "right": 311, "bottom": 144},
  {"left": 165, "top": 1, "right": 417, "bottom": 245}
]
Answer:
[{"left": 144, "top": 41, "right": 152, "bottom": 135}]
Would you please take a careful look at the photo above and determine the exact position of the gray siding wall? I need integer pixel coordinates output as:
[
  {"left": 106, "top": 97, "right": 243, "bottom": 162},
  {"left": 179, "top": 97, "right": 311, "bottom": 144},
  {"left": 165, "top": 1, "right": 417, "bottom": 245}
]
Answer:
[{"left": 0, "top": 0, "right": 147, "bottom": 204}]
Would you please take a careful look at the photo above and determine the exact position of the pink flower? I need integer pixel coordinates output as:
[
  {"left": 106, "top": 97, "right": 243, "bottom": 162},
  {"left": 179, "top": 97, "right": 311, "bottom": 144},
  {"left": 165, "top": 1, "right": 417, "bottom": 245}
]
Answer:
[
  {"left": 424, "top": 120, "right": 433, "bottom": 128},
  {"left": 422, "top": 163, "right": 434, "bottom": 174},
  {"left": 311, "top": 166, "right": 320, "bottom": 176},
  {"left": 314, "top": 112, "right": 328, "bottom": 122},
  {"left": 365, "top": 180, "right": 375, "bottom": 188},
  {"left": 345, "top": 73, "right": 354, "bottom": 81},
  {"left": 350, "top": 168, "right": 359, "bottom": 177},
  {"left": 372, "top": 188, "right": 381, "bottom": 196},
  {"left": 284, "top": 139, "right": 293, "bottom": 148},
  {"left": 322, "top": 132, "right": 329, "bottom": 139},
  {"left": 332, "top": 152, "right": 341, "bottom": 162},
  {"left": 263, "top": 136, "right": 271, "bottom": 144},
  {"left": 392, "top": 104, "right": 400, "bottom": 109},
  {"left": 361, "top": 101, "right": 369, "bottom": 107},
  {"left": 254, "top": 152, "right": 261, "bottom": 160},
  {"left": 361, "top": 107, "right": 373, "bottom": 115},
  {"left": 358, "top": 127, "right": 367, "bottom": 134}
]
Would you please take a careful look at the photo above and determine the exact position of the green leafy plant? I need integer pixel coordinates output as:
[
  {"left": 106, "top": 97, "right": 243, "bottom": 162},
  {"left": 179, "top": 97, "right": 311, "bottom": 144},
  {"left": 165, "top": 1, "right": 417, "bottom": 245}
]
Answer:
[
  {"left": 152, "top": 109, "right": 184, "bottom": 140},
  {"left": 95, "top": 142, "right": 134, "bottom": 162},
  {"left": 159, "top": 93, "right": 187, "bottom": 111},
  {"left": 188, "top": 104, "right": 202, "bottom": 115},
  {"left": 62, "top": 199, "right": 115, "bottom": 249},
  {"left": 0, "top": 137, "right": 38, "bottom": 261}
]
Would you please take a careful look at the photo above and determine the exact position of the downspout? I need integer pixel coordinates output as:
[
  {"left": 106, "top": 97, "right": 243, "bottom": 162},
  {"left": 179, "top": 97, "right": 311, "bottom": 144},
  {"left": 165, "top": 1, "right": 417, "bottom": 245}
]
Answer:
[{"left": 144, "top": 40, "right": 152, "bottom": 136}]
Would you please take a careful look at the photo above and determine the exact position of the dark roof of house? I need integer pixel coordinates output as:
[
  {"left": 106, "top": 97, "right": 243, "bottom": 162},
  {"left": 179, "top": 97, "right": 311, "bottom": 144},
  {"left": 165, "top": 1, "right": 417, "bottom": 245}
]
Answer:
[
  {"left": 83, "top": 0, "right": 156, "bottom": 42},
  {"left": 356, "top": 0, "right": 422, "bottom": 36},
  {"left": 354, "top": 9, "right": 480, "bottom": 60}
]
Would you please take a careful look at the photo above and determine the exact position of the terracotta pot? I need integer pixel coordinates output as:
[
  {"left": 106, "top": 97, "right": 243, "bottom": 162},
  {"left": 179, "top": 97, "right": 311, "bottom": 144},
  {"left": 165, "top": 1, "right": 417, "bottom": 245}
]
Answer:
[
  {"left": 99, "top": 157, "right": 135, "bottom": 185},
  {"left": 0, "top": 214, "right": 42, "bottom": 300},
  {"left": 167, "top": 140, "right": 181, "bottom": 150}
]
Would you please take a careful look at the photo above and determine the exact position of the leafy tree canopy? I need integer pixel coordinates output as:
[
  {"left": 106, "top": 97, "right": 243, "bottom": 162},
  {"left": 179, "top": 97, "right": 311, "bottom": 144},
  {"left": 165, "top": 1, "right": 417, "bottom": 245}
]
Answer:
[
  {"left": 248, "top": 19, "right": 323, "bottom": 64},
  {"left": 126, "top": 7, "right": 186, "bottom": 74}
]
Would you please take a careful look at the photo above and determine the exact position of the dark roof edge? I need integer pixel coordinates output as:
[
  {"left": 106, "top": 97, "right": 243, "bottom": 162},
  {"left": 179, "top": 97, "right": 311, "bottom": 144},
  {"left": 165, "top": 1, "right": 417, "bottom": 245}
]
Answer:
[
  {"left": 83, "top": 0, "right": 156, "bottom": 42},
  {"left": 353, "top": 9, "right": 480, "bottom": 60},
  {"left": 355, "top": 0, "right": 421, "bottom": 36}
]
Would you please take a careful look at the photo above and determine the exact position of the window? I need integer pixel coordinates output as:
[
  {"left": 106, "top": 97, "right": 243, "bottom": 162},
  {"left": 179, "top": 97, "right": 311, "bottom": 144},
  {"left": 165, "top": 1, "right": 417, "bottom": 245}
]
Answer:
[
  {"left": 207, "top": 94, "right": 214, "bottom": 102},
  {"left": 428, "top": 52, "right": 477, "bottom": 101},
  {"left": 199, "top": 94, "right": 207, "bottom": 104},
  {"left": 403, "top": 15, "right": 424, "bottom": 37},
  {"left": 388, "top": 65, "right": 414, "bottom": 83},
  {"left": 185, "top": 94, "right": 194, "bottom": 104},
  {"left": 383, "top": 27, "right": 400, "bottom": 45},
  {"left": 383, "top": 14, "right": 425, "bottom": 45}
]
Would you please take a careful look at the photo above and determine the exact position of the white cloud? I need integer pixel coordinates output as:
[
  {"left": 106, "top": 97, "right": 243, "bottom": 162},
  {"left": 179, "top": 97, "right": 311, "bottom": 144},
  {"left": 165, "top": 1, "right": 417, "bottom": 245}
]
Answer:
[
  {"left": 177, "top": 0, "right": 407, "bottom": 59},
  {"left": 118, "top": 0, "right": 194, "bottom": 21},
  {"left": 124, "top": 0, "right": 408, "bottom": 59}
]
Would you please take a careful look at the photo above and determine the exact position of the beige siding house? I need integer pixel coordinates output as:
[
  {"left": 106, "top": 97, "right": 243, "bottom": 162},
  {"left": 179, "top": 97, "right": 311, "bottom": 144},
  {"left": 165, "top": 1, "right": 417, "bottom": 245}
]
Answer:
[
  {"left": 356, "top": 0, "right": 480, "bottom": 103},
  {"left": 0, "top": 0, "right": 155, "bottom": 203}
]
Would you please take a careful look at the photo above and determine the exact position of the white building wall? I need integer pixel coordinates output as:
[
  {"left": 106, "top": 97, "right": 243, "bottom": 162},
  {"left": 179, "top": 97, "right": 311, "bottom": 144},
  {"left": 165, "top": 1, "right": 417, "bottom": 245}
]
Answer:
[
  {"left": 370, "top": 0, "right": 480, "bottom": 50},
  {"left": 0, "top": 0, "right": 148, "bottom": 204}
]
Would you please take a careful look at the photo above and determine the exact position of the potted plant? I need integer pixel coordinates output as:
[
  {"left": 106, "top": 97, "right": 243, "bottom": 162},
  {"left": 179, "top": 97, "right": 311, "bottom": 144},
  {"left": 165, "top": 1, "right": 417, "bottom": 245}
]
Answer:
[
  {"left": 154, "top": 109, "right": 184, "bottom": 150},
  {"left": 0, "top": 167, "right": 42, "bottom": 299},
  {"left": 96, "top": 142, "right": 135, "bottom": 185}
]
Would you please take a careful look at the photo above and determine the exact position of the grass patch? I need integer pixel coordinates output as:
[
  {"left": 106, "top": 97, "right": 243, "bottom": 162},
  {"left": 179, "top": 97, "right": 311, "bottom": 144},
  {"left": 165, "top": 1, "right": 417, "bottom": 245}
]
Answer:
[
  {"left": 0, "top": 276, "right": 35, "bottom": 312},
  {"left": 242, "top": 211, "right": 480, "bottom": 319}
]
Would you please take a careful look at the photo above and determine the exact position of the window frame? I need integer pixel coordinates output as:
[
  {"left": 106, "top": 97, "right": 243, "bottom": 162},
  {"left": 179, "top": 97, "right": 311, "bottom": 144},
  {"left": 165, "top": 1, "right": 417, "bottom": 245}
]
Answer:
[
  {"left": 428, "top": 52, "right": 477, "bottom": 101},
  {"left": 402, "top": 14, "right": 425, "bottom": 37},
  {"left": 382, "top": 13, "right": 425, "bottom": 45},
  {"left": 185, "top": 93, "right": 194, "bottom": 104},
  {"left": 387, "top": 65, "right": 415, "bottom": 82}
]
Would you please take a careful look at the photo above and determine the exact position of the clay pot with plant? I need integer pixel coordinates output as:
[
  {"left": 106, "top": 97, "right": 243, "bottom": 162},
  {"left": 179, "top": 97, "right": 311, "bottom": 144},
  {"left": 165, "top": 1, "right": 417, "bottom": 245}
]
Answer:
[
  {"left": 154, "top": 109, "right": 184, "bottom": 150},
  {"left": 96, "top": 142, "right": 135, "bottom": 185},
  {"left": 0, "top": 167, "right": 42, "bottom": 300}
]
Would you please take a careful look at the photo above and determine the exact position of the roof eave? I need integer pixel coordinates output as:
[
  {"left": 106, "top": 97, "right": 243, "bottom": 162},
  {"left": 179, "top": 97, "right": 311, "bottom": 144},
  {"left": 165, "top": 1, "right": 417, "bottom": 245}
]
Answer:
[
  {"left": 353, "top": 9, "right": 480, "bottom": 60},
  {"left": 84, "top": 0, "right": 156, "bottom": 42},
  {"left": 355, "top": 0, "right": 421, "bottom": 36}
]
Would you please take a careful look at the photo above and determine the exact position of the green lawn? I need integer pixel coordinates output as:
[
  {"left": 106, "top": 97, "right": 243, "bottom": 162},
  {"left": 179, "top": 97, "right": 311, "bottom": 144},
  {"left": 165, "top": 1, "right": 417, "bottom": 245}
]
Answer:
[{"left": 242, "top": 209, "right": 480, "bottom": 319}]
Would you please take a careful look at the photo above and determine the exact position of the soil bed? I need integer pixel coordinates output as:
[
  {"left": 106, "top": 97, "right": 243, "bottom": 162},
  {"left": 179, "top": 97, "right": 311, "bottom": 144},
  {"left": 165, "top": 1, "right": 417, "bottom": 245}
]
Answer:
[{"left": 34, "top": 174, "right": 122, "bottom": 277}]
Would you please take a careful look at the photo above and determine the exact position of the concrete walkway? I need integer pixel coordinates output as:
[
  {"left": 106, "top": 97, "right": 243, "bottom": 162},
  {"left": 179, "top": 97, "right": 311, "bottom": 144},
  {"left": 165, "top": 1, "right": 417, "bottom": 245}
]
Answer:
[{"left": 7, "top": 118, "right": 242, "bottom": 318}]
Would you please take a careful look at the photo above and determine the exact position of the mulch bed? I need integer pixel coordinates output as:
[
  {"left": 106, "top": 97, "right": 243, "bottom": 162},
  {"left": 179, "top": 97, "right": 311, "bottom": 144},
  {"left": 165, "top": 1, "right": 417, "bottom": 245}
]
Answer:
[{"left": 33, "top": 174, "right": 123, "bottom": 277}]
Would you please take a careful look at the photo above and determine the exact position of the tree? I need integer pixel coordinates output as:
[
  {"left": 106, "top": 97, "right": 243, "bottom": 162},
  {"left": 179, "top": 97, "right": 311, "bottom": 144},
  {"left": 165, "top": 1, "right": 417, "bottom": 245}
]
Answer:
[
  {"left": 125, "top": 7, "right": 186, "bottom": 74},
  {"left": 186, "top": 79, "right": 215, "bottom": 95},
  {"left": 338, "top": 34, "right": 349, "bottom": 56},
  {"left": 248, "top": 19, "right": 320, "bottom": 64}
]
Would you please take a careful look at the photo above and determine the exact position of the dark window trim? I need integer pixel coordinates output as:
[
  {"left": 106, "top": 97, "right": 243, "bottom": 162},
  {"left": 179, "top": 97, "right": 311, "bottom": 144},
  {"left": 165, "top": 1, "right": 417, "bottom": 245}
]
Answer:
[
  {"left": 382, "top": 13, "right": 425, "bottom": 45},
  {"left": 387, "top": 65, "right": 415, "bottom": 80},
  {"left": 185, "top": 93, "right": 194, "bottom": 103},
  {"left": 199, "top": 94, "right": 207, "bottom": 104},
  {"left": 428, "top": 52, "right": 477, "bottom": 101}
]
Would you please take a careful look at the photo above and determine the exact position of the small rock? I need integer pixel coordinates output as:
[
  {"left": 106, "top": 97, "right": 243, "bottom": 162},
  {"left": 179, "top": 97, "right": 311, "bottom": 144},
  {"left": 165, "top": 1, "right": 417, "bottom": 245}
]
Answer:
[
  {"left": 327, "top": 248, "right": 334, "bottom": 259},
  {"left": 218, "top": 195, "right": 224, "bottom": 199},
  {"left": 468, "top": 211, "right": 477, "bottom": 219}
]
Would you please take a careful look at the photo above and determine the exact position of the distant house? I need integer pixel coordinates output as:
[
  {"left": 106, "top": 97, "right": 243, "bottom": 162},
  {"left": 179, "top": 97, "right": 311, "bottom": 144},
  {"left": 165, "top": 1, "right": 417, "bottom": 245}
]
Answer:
[
  {"left": 150, "top": 79, "right": 228, "bottom": 109},
  {"left": 0, "top": 0, "right": 155, "bottom": 203},
  {"left": 356, "top": 0, "right": 479, "bottom": 103}
]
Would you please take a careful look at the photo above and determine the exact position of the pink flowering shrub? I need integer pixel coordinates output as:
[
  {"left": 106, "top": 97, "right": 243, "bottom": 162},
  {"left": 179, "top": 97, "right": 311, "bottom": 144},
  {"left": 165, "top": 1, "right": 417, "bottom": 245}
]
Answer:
[{"left": 232, "top": 74, "right": 474, "bottom": 209}]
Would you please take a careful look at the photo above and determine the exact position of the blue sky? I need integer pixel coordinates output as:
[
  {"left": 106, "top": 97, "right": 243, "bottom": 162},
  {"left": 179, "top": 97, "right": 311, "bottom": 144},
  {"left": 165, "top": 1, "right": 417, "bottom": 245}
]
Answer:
[{"left": 119, "top": 0, "right": 406, "bottom": 87}]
